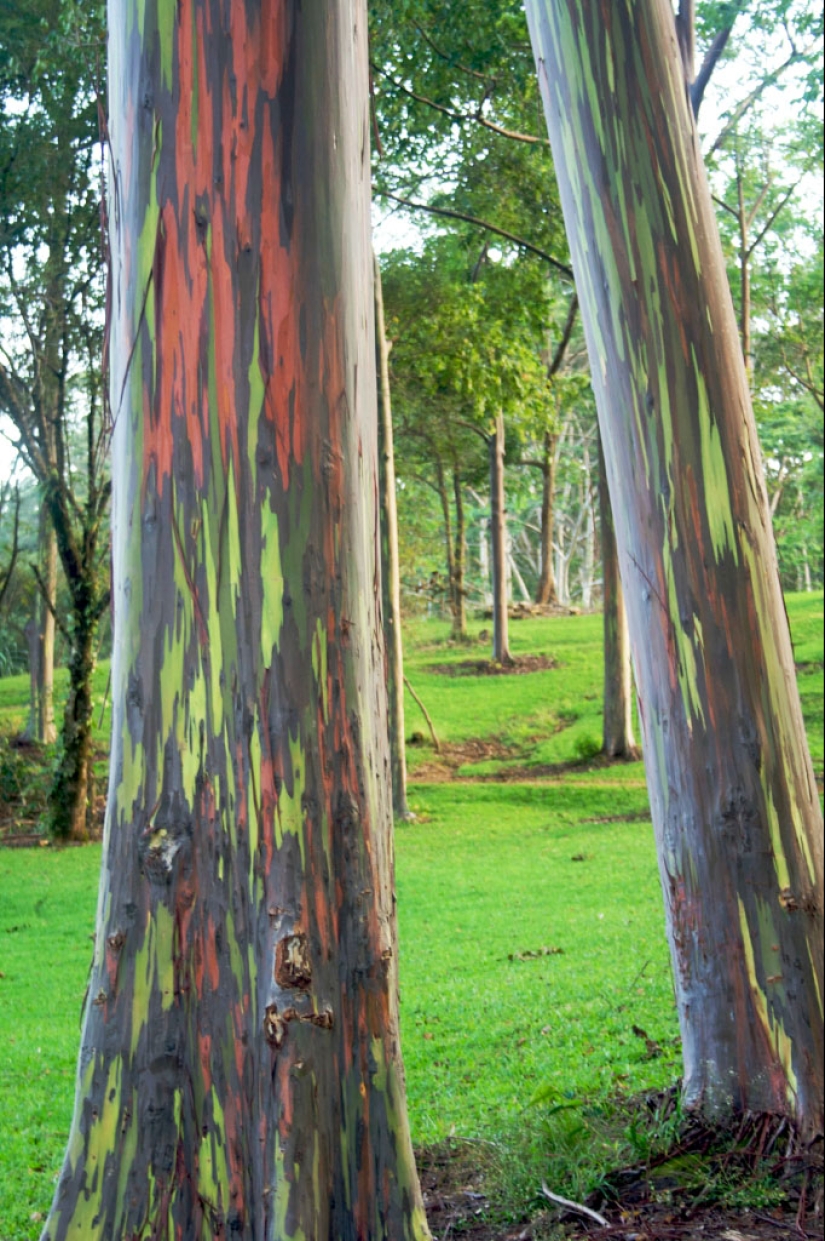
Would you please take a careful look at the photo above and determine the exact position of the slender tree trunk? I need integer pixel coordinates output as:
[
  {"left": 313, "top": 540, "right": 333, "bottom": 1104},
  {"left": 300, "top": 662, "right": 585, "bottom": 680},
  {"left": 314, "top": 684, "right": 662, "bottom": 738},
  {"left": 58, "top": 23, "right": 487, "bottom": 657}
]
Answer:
[
  {"left": 526, "top": 0, "right": 823, "bottom": 1133},
  {"left": 39, "top": 519, "right": 57, "bottom": 744},
  {"left": 435, "top": 458, "right": 458, "bottom": 628},
  {"left": 44, "top": 1, "right": 430, "bottom": 1236},
  {"left": 535, "top": 429, "right": 558, "bottom": 604},
  {"left": 803, "top": 549, "right": 812, "bottom": 593},
  {"left": 490, "top": 413, "right": 512, "bottom": 664},
  {"left": 26, "top": 496, "right": 58, "bottom": 746},
  {"left": 453, "top": 468, "right": 468, "bottom": 637},
  {"left": 48, "top": 579, "right": 96, "bottom": 840},
  {"left": 479, "top": 514, "right": 492, "bottom": 605},
  {"left": 555, "top": 507, "right": 568, "bottom": 606},
  {"left": 579, "top": 443, "right": 596, "bottom": 608},
  {"left": 599, "top": 436, "right": 637, "bottom": 759},
  {"left": 374, "top": 252, "right": 411, "bottom": 821},
  {"left": 509, "top": 545, "right": 532, "bottom": 604},
  {"left": 736, "top": 165, "right": 753, "bottom": 376}
]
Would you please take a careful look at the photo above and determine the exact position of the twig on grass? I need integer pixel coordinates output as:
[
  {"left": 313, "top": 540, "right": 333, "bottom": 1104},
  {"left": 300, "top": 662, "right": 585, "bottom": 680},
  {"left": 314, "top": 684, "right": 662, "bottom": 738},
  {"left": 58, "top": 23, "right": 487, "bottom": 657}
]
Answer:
[
  {"left": 404, "top": 676, "right": 441, "bottom": 752},
  {"left": 541, "top": 1182, "right": 609, "bottom": 1227}
]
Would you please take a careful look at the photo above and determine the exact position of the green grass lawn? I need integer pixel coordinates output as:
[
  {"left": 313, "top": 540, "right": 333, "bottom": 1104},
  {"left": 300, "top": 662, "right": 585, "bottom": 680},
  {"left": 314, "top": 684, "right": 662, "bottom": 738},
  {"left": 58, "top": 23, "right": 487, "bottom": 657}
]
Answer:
[{"left": 0, "top": 592, "right": 821, "bottom": 1238}]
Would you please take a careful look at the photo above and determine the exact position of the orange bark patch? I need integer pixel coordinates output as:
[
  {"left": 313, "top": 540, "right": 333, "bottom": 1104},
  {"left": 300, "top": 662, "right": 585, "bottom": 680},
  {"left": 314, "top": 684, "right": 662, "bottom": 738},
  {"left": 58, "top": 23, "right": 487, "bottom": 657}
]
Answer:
[
  {"left": 258, "top": 0, "right": 288, "bottom": 98},
  {"left": 204, "top": 919, "right": 221, "bottom": 994},
  {"left": 198, "top": 1031, "right": 213, "bottom": 1092},
  {"left": 258, "top": 115, "right": 304, "bottom": 490}
]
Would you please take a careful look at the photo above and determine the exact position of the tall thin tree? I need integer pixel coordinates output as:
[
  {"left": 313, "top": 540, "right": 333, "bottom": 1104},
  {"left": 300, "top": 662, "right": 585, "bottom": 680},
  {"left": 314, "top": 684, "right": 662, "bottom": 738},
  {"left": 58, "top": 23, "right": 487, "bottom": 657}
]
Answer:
[{"left": 374, "top": 251, "right": 412, "bottom": 821}]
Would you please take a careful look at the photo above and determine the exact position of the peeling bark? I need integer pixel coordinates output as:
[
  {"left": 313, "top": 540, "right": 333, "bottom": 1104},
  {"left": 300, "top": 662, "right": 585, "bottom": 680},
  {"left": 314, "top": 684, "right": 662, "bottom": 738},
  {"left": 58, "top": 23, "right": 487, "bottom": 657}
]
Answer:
[
  {"left": 43, "top": 1, "right": 430, "bottom": 1235},
  {"left": 526, "top": 0, "right": 824, "bottom": 1133}
]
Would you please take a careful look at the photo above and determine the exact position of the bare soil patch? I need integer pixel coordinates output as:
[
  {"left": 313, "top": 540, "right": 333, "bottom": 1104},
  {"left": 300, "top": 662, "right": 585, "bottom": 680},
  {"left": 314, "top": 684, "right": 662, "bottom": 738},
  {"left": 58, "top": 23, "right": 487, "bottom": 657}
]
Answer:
[
  {"left": 409, "top": 737, "right": 526, "bottom": 782},
  {"left": 409, "top": 744, "right": 646, "bottom": 785},
  {"left": 427, "top": 655, "right": 559, "bottom": 677}
]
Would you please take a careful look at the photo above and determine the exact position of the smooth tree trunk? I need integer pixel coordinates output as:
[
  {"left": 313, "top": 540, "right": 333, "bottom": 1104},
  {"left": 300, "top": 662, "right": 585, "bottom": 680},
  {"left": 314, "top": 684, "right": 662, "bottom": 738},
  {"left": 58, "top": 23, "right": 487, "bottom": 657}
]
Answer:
[
  {"left": 435, "top": 458, "right": 460, "bottom": 632},
  {"left": 598, "top": 436, "right": 637, "bottom": 759},
  {"left": 490, "top": 413, "right": 512, "bottom": 664},
  {"left": 509, "top": 543, "right": 532, "bottom": 604},
  {"left": 374, "top": 251, "right": 411, "bottom": 821},
  {"left": 26, "top": 507, "right": 58, "bottom": 745},
  {"left": 535, "top": 428, "right": 558, "bottom": 604},
  {"left": 736, "top": 160, "right": 753, "bottom": 376},
  {"left": 452, "top": 468, "right": 468, "bottom": 637},
  {"left": 526, "top": 0, "right": 823, "bottom": 1133},
  {"left": 479, "top": 514, "right": 492, "bottom": 605},
  {"left": 43, "top": 1, "right": 430, "bottom": 1236},
  {"left": 579, "top": 442, "right": 596, "bottom": 608}
]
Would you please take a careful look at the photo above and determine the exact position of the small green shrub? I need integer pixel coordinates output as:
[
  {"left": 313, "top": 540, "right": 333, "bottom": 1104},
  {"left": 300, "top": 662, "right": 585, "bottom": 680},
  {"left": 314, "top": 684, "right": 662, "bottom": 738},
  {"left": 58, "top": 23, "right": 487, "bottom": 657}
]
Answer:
[
  {"left": 0, "top": 734, "right": 51, "bottom": 828},
  {"left": 573, "top": 732, "right": 602, "bottom": 762}
]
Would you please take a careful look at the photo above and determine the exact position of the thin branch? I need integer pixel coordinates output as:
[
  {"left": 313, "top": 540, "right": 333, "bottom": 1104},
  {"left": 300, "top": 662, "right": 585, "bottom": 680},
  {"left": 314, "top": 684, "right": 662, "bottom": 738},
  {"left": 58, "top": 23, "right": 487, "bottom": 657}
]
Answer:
[
  {"left": 707, "top": 44, "right": 813, "bottom": 156},
  {"left": 541, "top": 1183, "right": 609, "bottom": 1228},
  {"left": 380, "top": 190, "right": 574, "bottom": 280},
  {"left": 549, "top": 295, "right": 579, "bottom": 377},
  {"left": 0, "top": 487, "right": 21, "bottom": 612},
  {"left": 747, "top": 182, "right": 799, "bottom": 258},
  {"left": 779, "top": 350, "right": 824, "bottom": 412},
  {"left": 372, "top": 63, "right": 548, "bottom": 146},
  {"left": 369, "top": 63, "right": 384, "bottom": 159},
  {"left": 410, "top": 20, "right": 495, "bottom": 84},
  {"left": 689, "top": 1, "right": 744, "bottom": 114},
  {"left": 744, "top": 171, "right": 777, "bottom": 233},
  {"left": 712, "top": 193, "right": 740, "bottom": 220},
  {"left": 676, "top": 0, "right": 696, "bottom": 81},
  {"left": 404, "top": 676, "right": 441, "bottom": 752},
  {"left": 30, "top": 561, "right": 71, "bottom": 643}
]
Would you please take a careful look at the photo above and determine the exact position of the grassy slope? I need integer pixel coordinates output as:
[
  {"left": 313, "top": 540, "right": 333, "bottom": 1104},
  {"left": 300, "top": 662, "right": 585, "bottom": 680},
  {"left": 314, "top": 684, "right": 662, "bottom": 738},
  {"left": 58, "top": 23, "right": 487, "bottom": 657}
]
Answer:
[{"left": 0, "top": 593, "right": 821, "bottom": 1238}]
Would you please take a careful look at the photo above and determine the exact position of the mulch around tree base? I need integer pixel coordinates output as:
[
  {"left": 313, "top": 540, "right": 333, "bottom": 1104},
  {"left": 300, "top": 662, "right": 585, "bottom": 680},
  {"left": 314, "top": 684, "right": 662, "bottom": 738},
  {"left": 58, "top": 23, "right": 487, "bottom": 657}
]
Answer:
[{"left": 418, "top": 1128, "right": 824, "bottom": 1241}]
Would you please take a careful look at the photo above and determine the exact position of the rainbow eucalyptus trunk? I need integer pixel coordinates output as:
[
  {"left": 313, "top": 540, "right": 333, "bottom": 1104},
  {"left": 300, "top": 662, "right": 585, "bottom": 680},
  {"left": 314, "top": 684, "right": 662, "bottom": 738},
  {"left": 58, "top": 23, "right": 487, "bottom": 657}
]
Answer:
[
  {"left": 374, "top": 252, "right": 411, "bottom": 822},
  {"left": 43, "top": 1, "right": 430, "bottom": 1237},
  {"left": 598, "top": 437, "right": 637, "bottom": 760},
  {"left": 526, "top": 0, "right": 823, "bottom": 1133}
]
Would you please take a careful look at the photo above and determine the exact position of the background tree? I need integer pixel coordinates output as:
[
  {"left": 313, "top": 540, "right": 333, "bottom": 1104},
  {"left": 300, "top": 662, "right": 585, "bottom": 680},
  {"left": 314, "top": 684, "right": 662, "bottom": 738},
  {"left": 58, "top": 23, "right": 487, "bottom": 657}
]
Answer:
[
  {"left": 0, "top": 0, "right": 110, "bottom": 836},
  {"left": 44, "top": 0, "right": 430, "bottom": 1234},
  {"left": 380, "top": 238, "right": 550, "bottom": 657},
  {"left": 375, "top": 251, "right": 412, "bottom": 820},
  {"left": 598, "top": 435, "right": 638, "bottom": 760},
  {"left": 525, "top": 0, "right": 823, "bottom": 1133}
]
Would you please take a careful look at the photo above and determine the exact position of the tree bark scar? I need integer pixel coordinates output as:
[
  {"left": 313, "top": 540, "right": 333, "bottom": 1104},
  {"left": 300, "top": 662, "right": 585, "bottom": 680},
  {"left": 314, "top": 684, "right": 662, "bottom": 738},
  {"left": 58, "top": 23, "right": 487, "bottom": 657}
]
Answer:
[
  {"left": 275, "top": 932, "right": 312, "bottom": 989},
  {"left": 264, "top": 1002, "right": 334, "bottom": 1050}
]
